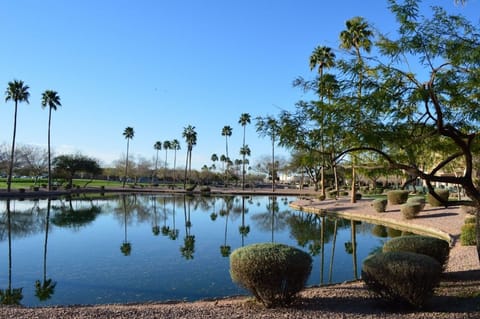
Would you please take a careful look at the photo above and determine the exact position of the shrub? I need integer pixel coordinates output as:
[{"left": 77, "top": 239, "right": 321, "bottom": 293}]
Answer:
[
  {"left": 185, "top": 184, "right": 197, "bottom": 192},
  {"left": 362, "top": 251, "right": 442, "bottom": 309},
  {"left": 317, "top": 194, "right": 326, "bottom": 201},
  {"left": 465, "top": 216, "right": 476, "bottom": 225},
  {"left": 461, "top": 223, "right": 476, "bottom": 246},
  {"left": 327, "top": 190, "right": 337, "bottom": 199},
  {"left": 229, "top": 243, "right": 312, "bottom": 308},
  {"left": 407, "top": 196, "right": 426, "bottom": 210},
  {"left": 401, "top": 203, "right": 422, "bottom": 219},
  {"left": 371, "top": 199, "right": 387, "bottom": 213},
  {"left": 427, "top": 189, "right": 450, "bottom": 207},
  {"left": 382, "top": 235, "right": 450, "bottom": 269},
  {"left": 355, "top": 193, "right": 362, "bottom": 200},
  {"left": 387, "top": 190, "right": 409, "bottom": 205}
]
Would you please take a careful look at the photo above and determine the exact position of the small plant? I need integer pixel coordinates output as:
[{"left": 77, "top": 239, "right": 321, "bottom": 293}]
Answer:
[
  {"left": 387, "top": 190, "right": 409, "bottom": 205},
  {"left": 461, "top": 223, "right": 476, "bottom": 246},
  {"left": 230, "top": 243, "right": 312, "bottom": 308},
  {"left": 401, "top": 203, "right": 422, "bottom": 219},
  {"left": 327, "top": 190, "right": 337, "bottom": 199},
  {"left": 382, "top": 235, "right": 450, "bottom": 269},
  {"left": 427, "top": 189, "right": 450, "bottom": 207},
  {"left": 355, "top": 193, "right": 362, "bottom": 200},
  {"left": 371, "top": 199, "right": 387, "bottom": 213},
  {"left": 362, "top": 251, "right": 442, "bottom": 309},
  {"left": 407, "top": 196, "right": 426, "bottom": 210},
  {"left": 317, "top": 194, "right": 326, "bottom": 201}
]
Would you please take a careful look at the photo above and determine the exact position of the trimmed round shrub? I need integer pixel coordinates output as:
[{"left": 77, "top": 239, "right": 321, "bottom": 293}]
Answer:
[
  {"left": 407, "top": 196, "right": 426, "bottom": 210},
  {"left": 327, "top": 190, "right": 338, "bottom": 199},
  {"left": 355, "top": 193, "right": 362, "bottom": 200},
  {"left": 387, "top": 190, "right": 409, "bottom": 205},
  {"left": 382, "top": 235, "right": 450, "bottom": 269},
  {"left": 372, "top": 199, "right": 387, "bottom": 213},
  {"left": 362, "top": 251, "right": 442, "bottom": 309},
  {"left": 461, "top": 223, "right": 476, "bottom": 246},
  {"left": 230, "top": 243, "right": 312, "bottom": 308},
  {"left": 401, "top": 203, "right": 422, "bottom": 219},
  {"left": 427, "top": 189, "right": 449, "bottom": 207}
]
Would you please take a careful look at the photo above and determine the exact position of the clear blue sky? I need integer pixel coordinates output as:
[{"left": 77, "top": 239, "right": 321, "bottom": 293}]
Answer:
[{"left": 0, "top": 0, "right": 478, "bottom": 170}]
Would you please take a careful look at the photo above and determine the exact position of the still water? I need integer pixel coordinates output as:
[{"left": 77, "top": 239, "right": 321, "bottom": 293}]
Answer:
[{"left": 0, "top": 194, "right": 400, "bottom": 307}]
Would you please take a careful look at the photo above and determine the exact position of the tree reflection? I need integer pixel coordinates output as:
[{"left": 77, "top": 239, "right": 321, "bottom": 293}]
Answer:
[
  {"left": 119, "top": 195, "right": 133, "bottom": 256},
  {"left": 0, "top": 200, "right": 23, "bottom": 305},
  {"left": 238, "top": 196, "right": 250, "bottom": 247},
  {"left": 219, "top": 196, "right": 234, "bottom": 257},
  {"left": 35, "top": 199, "right": 56, "bottom": 301},
  {"left": 51, "top": 197, "right": 101, "bottom": 229},
  {"left": 180, "top": 196, "right": 195, "bottom": 259},
  {"left": 168, "top": 196, "right": 179, "bottom": 240},
  {"left": 151, "top": 196, "right": 160, "bottom": 236},
  {"left": 250, "top": 196, "right": 288, "bottom": 242}
]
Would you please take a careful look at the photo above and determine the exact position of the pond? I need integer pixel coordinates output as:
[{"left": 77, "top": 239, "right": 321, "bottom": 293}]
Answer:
[{"left": 0, "top": 194, "right": 404, "bottom": 307}]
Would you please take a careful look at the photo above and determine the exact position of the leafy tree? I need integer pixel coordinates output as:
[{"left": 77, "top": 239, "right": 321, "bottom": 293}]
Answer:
[
  {"left": 53, "top": 154, "right": 102, "bottom": 187},
  {"left": 122, "top": 127, "right": 134, "bottom": 187},
  {"left": 41, "top": 90, "right": 62, "bottom": 191},
  {"left": 239, "top": 113, "right": 251, "bottom": 189},
  {"left": 4, "top": 80, "right": 30, "bottom": 192}
]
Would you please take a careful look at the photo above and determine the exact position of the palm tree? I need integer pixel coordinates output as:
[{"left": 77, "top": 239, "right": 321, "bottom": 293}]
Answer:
[
  {"left": 163, "top": 140, "right": 172, "bottom": 181},
  {"left": 340, "top": 17, "right": 373, "bottom": 203},
  {"left": 41, "top": 90, "right": 62, "bottom": 191},
  {"left": 221, "top": 125, "right": 233, "bottom": 186},
  {"left": 5, "top": 80, "right": 30, "bottom": 192},
  {"left": 238, "top": 113, "right": 251, "bottom": 190},
  {"left": 171, "top": 139, "right": 181, "bottom": 187},
  {"left": 309, "top": 46, "right": 335, "bottom": 198},
  {"left": 122, "top": 127, "right": 135, "bottom": 188},
  {"left": 256, "top": 116, "right": 280, "bottom": 192},
  {"left": 239, "top": 145, "right": 251, "bottom": 185},
  {"left": 182, "top": 125, "right": 197, "bottom": 188},
  {"left": 211, "top": 153, "right": 218, "bottom": 172},
  {"left": 152, "top": 141, "right": 162, "bottom": 184}
]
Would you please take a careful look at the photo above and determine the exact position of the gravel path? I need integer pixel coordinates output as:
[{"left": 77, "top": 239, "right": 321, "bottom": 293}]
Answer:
[{"left": 1, "top": 195, "right": 479, "bottom": 318}]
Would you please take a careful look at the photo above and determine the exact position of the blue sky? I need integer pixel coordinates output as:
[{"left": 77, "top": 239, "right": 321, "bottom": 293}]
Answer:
[{"left": 0, "top": 0, "right": 478, "bottom": 170}]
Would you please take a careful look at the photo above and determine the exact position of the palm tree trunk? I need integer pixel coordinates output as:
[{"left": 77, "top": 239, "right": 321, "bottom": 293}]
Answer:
[
  {"left": 7, "top": 102, "right": 18, "bottom": 192},
  {"left": 123, "top": 140, "right": 130, "bottom": 188},
  {"left": 47, "top": 108, "right": 52, "bottom": 191},
  {"left": 7, "top": 200, "right": 12, "bottom": 291},
  {"left": 328, "top": 219, "right": 338, "bottom": 283}
]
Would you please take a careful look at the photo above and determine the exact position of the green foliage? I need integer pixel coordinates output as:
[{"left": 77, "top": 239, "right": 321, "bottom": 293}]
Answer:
[
  {"left": 460, "top": 223, "right": 476, "bottom": 246},
  {"left": 185, "top": 184, "right": 197, "bottom": 192},
  {"left": 387, "top": 190, "right": 409, "bottom": 205},
  {"left": 382, "top": 235, "right": 450, "bottom": 269},
  {"left": 371, "top": 198, "right": 387, "bottom": 213},
  {"left": 355, "top": 193, "right": 362, "bottom": 200},
  {"left": 427, "top": 190, "right": 450, "bottom": 207},
  {"left": 401, "top": 203, "right": 422, "bottom": 219},
  {"left": 229, "top": 243, "right": 312, "bottom": 308},
  {"left": 362, "top": 251, "right": 442, "bottom": 309},
  {"left": 407, "top": 196, "right": 426, "bottom": 210}
]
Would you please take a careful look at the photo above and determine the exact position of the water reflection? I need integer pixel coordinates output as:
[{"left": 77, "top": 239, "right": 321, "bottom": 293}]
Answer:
[{"left": 0, "top": 194, "right": 400, "bottom": 307}]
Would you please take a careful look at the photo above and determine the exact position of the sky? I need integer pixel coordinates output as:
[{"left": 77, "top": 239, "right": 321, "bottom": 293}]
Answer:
[{"left": 0, "top": 0, "right": 479, "bottom": 171}]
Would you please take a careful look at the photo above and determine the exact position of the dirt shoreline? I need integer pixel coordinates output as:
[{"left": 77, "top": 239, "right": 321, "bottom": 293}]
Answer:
[{"left": 1, "top": 188, "right": 479, "bottom": 318}]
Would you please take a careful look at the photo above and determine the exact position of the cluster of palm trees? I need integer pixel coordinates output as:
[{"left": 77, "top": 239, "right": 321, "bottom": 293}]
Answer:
[{"left": 4, "top": 80, "right": 61, "bottom": 192}]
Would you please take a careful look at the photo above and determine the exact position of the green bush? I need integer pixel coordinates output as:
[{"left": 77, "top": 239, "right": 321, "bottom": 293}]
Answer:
[
  {"left": 362, "top": 251, "right": 442, "bottom": 309},
  {"left": 460, "top": 223, "right": 476, "bottom": 246},
  {"left": 407, "top": 196, "right": 426, "bottom": 210},
  {"left": 371, "top": 199, "right": 387, "bottom": 213},
  {"left": 327, "top": 190, "right": 337, "bottom": 199},
  {"left": 355, "top": 193, "right": 362, "bottom": 200},
  {"left": 401, "top": 203, "right": 422, "bottom": 219},
  {"left": 387, "top": 190, "right": 409, "bottom": 205},
  {"left": 382, "top": 235, "right": 450, "bottom": 269},
  {"left": 427, "top": 189, "right": 449, "bottom": 207},
  {"left": 317, "top": 194, "right": 326, "bottom": 201},
  {"left": 229, "top": 243, "right": 312, "bottom": 308},
  {"left": 465, "top": 216, "right": 476, "bottom": 225}
]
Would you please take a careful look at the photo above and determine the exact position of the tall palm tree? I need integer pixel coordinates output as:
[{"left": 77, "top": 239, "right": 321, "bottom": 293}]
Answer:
[
  {"left": 163, "top": 140, "right": 172, "bottom": 181},
  {"left": 256, "top": 116, "right": 280, "bottom": 192},
  {"left": 182, "top": 125, "right": 197, "bottom": 188},
  {"left": 122, "top": 127, "right": 135, "bottom": 188},
  {"left": 238, "top": 113, "right": 251, "bottom": 190},
  {"left": 171, "top": 139, "right": 181, "bottom": 186},
  {"left": 340, "top": 16, "right": 372, "bottom": 203},
  {"left": 152, "top": 141, "right": 162, "bottom": 184},
  {"left": 41, "top": 90, "right": 62, "bottom": 191},
  {"left": 5, "top": 80, "right": 30, "bottom": 192},
  {"left": 221, "top": 125, "right": 233, "bottom": 186},
  {"left": 210, "top": 153, "right": 218, "bottom": 172},
  {"left": 309, "top": 46, "right": 335, "bottom": 198}
]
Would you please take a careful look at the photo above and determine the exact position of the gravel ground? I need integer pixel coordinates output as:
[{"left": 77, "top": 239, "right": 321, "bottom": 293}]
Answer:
[{"left": 1, "top": 194, "right": 479, "bottom": 318}]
